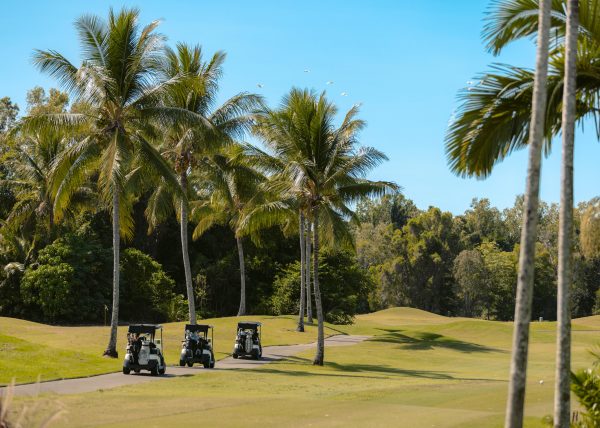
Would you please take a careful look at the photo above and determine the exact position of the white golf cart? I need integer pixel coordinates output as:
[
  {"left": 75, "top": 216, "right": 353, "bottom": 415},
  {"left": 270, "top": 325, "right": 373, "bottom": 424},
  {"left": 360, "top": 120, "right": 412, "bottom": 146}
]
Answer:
[
  {"left": 232, "top": 321, "right": 262, "bottom": 359},
  {"left": 179, "top": 324, "right": 215, "bottom": 368},
  {"left": 123, "top": 324, "right": 166, "bottom": 376}
]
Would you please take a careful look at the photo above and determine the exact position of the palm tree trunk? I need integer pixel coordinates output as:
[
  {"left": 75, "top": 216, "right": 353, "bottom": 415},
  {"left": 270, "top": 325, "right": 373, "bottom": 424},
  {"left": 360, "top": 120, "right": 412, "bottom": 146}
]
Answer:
[
  {"left": 306, "top": 221, "right": 313, "bottom": 324},
  {"left": 236, "top": 236, "right": 246, "bottom": 316},
  {"left": 312, "top": 209, "right": 324, "bottom": 366},
  {"left": 554, "top": 1, "right": 578, "bottom": 425},
  {"left": 504, "top": 1, "right": 551, "bottom": 426},
  {"left": 180, "top": 173, "right": 197, "bottom": 324},
  {"left": 297, "top": 212, "right": 306, "bottom": 332},
  {"left": 104, "top": 189, "right": 121, "bottom": 358}
]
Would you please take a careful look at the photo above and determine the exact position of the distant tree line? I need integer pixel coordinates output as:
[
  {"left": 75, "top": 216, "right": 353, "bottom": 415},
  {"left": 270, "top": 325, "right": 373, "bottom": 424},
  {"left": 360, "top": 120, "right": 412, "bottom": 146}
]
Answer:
[{"left": 355, "top": 194, "right": 600, "bottom": 321}]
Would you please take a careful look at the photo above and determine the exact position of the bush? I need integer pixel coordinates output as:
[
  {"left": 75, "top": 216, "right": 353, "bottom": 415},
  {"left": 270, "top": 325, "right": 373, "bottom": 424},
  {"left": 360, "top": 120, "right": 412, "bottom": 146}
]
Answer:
[
  {"left": 21, "top": 233, "right": 111, "bottom": 323},
  {"left": 571, "top": 348, "right": 600, "bottom": 427},
  {"left": 119, "top": 248, "right": 177, "bottom": 322},
  {"left": 271, "top": 250, "right": 373, "bottom": 324}
]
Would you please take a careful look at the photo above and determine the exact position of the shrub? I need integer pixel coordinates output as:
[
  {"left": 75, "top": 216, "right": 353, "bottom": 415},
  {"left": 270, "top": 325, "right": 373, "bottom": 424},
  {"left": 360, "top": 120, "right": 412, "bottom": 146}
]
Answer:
[
  {"left": 571, "top": 347, "right": 600, "bottom": 427},
  {"left": 119, "top": 248, "right": 177, "bottom": 322},
  {"left": 271, "top": 250, "right": 373, "bottom": 324},
  {"left": 21, "top": 233, "right": 111, "bottom": 323}
]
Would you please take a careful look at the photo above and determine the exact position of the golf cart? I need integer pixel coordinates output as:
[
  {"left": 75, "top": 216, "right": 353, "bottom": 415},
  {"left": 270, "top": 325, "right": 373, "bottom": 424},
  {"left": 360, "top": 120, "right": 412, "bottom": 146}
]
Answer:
[
  {"left": 179, "top": 324, "right": 215, "bottom": 368},
  {"left": 232, "top": 321, "right": 262, "bottom": 359},
  {"left": 123, "top": 324, "right": 166, "bottom": 376}
]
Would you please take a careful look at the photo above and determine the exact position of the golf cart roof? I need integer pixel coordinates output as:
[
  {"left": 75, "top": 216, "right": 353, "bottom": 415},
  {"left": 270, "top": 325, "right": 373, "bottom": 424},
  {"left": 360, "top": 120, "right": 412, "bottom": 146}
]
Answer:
[
  {"left": 128, "top": 324, "right": 162, "bottom": 334},
  {"left": 185, "top": 324, "right": 212, "bottom": 332},
  {"left": 237, "top": 321, "right": 262, "bottom": 330}
]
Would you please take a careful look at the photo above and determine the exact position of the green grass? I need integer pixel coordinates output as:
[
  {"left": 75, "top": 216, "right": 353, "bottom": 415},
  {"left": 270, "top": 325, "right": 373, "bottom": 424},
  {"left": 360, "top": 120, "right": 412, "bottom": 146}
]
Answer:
[
  {"left": 5, "top": 308, "right": 600, "bottom": 427},
  {"left": 0, "top": 314, "right": 340, "bottom": 385}
]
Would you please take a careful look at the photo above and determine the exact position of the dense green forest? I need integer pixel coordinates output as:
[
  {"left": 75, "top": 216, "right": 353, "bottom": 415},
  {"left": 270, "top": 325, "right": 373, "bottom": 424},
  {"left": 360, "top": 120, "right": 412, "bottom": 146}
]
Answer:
[
  {"left": 0, "top": 6, "right": 598, "bottom": 332},
  {"left": 1, "top": 88, "right": 598, "bottom": 325}
]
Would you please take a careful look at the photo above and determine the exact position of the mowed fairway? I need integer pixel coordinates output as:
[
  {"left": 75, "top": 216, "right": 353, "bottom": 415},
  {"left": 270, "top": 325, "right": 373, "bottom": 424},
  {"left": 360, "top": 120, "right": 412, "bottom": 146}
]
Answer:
[
  {"left": 4, "top": 308, "right": 600, "bottom": 428},
  {"left": 0, "top": 315, "right": 333, "bottom": 385}
]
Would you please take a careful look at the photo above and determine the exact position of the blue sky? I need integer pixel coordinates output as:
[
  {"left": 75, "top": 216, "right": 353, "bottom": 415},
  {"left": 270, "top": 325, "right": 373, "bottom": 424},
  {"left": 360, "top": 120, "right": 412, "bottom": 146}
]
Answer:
[{"left": 1, "top": 0, "right": 598, "bottom": 214}]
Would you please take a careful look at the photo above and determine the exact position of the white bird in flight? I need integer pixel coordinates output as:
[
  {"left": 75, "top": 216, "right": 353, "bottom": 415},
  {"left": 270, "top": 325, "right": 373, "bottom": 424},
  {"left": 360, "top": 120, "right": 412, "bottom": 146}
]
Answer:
[
  {"left": 340, "top": 92, "right": 348, "bottom": 96},
  {"left": 257, "top": 83, "right": 264, "bottom": 88},
  {"left": 326, "top": 81, "right": 334, "bottom": 85},
  {"left": 304, "top": 69, "right": 310, "bottom": 73}
]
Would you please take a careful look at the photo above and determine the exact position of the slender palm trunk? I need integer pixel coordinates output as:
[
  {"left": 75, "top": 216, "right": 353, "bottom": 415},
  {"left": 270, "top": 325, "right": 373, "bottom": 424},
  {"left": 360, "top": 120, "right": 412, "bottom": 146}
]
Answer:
[
  {"left": 104, "top": 189, "right": 120, "bottom": 358},
  {"left": 306, "top": 221, "right": 313, "bottom": 324},
  {"left": 236, "top": 236, "right": 247, "bottom": 316},
  {"left": 312, "top": 210, "right": 325, "bottom": 366},
  {"left": 505, "top": 1, "right": 551, "bottom": 426},
  {"left": 180, "top": 173, "right": 197, "bottom": 324},
  {"left": 554, "top": 1, "right": 578, "bottom": 425},
  {"left": 297, "top": 212, "right": 306, "bottom": 331}
]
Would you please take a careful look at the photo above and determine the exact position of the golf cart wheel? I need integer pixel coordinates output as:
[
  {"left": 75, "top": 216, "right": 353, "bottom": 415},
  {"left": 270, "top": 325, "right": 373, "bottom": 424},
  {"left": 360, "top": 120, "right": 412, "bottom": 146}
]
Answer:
[
  {"left": 232, "top": 353, "right": 238, "bottom": 359},
  {"left": 159, "top": 367, "right": 165, "bottom": 375},
  {"left": 203, "top": 361, "right": 210, "bottom": 369},
  {"left": 186, "top": 361, "right": 193, "bottom": 368},
  {"left": 179, "top": 360, "right": 185, "bottom": 367},
  {"left": 209, "top": 360, "right": 215, "bottom": 369},
  {"left": 150, "top": 366, "right": 159, "bottom": 376},
  {"left": 123, "top": 367, "right": 130, "bottom": 375},
  {"left": 252, "top": 350, "right": 259, "bottom": 360}
]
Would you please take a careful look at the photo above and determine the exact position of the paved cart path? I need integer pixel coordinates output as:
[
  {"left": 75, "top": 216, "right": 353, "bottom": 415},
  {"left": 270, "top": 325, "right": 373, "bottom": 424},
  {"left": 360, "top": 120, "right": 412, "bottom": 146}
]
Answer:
[{"left": 5, "top": 335, "right": 370, "bottom": 396}]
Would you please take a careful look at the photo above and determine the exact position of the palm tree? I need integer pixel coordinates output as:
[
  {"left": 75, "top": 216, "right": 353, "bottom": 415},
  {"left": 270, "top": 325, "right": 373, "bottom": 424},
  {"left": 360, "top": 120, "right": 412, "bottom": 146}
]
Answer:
[
  {"left": 190, "top": 143, "right": 266, "bottom": 316},
  {"left": 32, "top": 8, "right": 185, "bottom": 357},
  {"left": 555, "top": 1, "right": 578, "bottom": 426},
  {"left": 445, "top": 1, "right": 584, "bottom": 424},
  {"left": 2, "top": 127, "right": 65, "bottom": 242},
  {"left": 305, "top": 220, "right": 313, "bottom": 324},
  {"left": 253, "top": 88, "right": 396, "bottom": 365},
  {"left": 446, "top": 0, "right": 600, "bottom": 178},
  {"left": 298, "top": 212, "right": 307, "bottom": 331},
  {"left": 499, "top": 2, "right": 552, "bottom": 427},
  {"left": 146, "top": 43, "right": 262, "bottom": 323},
  {"left": 3, "top": 115, "right": 92, "bottom": 250}
]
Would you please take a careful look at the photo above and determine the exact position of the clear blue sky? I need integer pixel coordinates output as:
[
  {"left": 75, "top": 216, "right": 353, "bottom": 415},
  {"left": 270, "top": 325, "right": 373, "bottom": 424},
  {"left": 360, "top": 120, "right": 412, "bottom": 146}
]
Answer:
[{"left": 1, "top": 0, "right": 598, "bottom": 214}]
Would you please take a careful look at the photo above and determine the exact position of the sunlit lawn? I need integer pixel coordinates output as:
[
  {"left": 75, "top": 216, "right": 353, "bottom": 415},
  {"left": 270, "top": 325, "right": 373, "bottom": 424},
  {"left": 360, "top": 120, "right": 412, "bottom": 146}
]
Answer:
[
  {"left": 0, "top": 314, "right": 336, "bottom": 385},
  {"left": 4, "top": 308, "right": 599, "bottom": 427}
]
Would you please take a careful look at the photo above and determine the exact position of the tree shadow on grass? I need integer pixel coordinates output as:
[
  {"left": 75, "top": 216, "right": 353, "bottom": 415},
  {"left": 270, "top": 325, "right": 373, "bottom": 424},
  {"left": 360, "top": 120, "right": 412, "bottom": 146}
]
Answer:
[
  {"left": 258, "top": 355, "right": 454, "bottom": 380},
  {"left": 369, "top": 329, "right": 504, "bottom": 353}
]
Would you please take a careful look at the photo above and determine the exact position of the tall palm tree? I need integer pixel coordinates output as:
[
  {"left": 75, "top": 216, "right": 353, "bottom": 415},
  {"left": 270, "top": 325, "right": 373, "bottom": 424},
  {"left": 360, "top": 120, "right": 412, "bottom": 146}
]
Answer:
[
  {"left": 555, "top": 1, "right": 578, "bottom": 426},
  {"left": 253, "top": 88, "right": 396, "bottom": 365},
  {"left": 31, "top": 8, "right": 184, "bottom": 357},
  {"left": 4, "top": 119, "right": 92, "bottom": 248},
  {"left": 146, "top": 43, "right": 262, "bottom": 323},
  {"left": 445, "top": 1, "right": 588, "bottom": 424},
  {"left": 3, "top": 127, "right": 65, "bottom": 241},
  {"left": 497, "top": 2, "right": 552, "bottom": 427},
  {"left": 446, "top": 0, "right": 599, "bottom": 178},
  {"left": 190, "top": 143, "right": 266, "bottom": 316},
  {"left": 298, "top": 212, "right": 307, "bottom": 331},
  {"left": 305, "top": 220, "right": 313, "bottom": 324}
]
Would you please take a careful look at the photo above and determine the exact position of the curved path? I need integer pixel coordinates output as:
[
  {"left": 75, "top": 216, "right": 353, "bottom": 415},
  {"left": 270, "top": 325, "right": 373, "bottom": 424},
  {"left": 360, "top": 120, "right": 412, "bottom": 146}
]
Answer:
[{"left": 6, "top": 335, "right": 370, "bottom": 396}]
